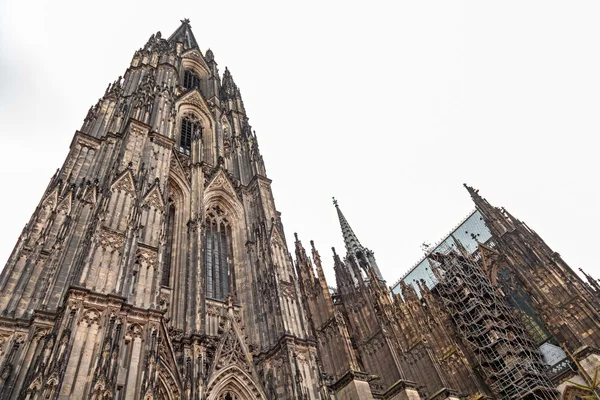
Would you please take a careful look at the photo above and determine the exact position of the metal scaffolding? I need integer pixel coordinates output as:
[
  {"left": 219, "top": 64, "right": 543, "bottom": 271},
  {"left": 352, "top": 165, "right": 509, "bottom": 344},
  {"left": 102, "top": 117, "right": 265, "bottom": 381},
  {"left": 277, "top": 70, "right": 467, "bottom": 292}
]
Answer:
[{"left": 431, "top": 248, "right": 559, "bottom": 400}]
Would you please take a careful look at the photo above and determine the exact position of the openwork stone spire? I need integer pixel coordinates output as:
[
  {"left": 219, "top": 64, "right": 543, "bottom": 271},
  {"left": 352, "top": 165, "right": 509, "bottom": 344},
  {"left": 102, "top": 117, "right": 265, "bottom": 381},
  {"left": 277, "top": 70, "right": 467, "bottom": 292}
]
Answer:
[
  {"left": 333, "top": 197, "right": 363, "bottom": 256},
  {"left": 167, "top": 18, "right": 199, "bottom": 49},
  {"left": 333, "top": 197, "right": 384, "bottom": 280}
]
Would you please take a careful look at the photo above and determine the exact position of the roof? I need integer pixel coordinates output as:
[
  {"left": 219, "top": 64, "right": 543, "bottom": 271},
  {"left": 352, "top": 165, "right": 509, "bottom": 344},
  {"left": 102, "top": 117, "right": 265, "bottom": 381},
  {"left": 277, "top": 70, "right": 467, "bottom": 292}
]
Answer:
[{"left": 390, "top": 209, "right": 492, "bottom": 294}]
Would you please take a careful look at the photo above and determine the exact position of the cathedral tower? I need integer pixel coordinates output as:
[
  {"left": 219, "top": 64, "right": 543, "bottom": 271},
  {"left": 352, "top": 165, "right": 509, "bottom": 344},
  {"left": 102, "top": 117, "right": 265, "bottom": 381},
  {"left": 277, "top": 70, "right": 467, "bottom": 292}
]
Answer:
[
  {"left": 2, "top": 18, "right": 599, "bottom": 400},
  {"left": 0, "top": 20, "right": 321, "bottom": 400}
]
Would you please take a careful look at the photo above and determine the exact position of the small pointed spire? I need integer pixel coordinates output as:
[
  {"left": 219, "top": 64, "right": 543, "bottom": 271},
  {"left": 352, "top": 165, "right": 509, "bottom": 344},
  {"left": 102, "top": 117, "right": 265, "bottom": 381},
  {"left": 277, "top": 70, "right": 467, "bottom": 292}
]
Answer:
[
  {"left": 450, "top": 234, "right": 469, "bottom": 257},
  {"left": 221, "top": 67, "right": 238, "bottom": 101},
  {"left": 205, "top": 48, "right": 215, "bottom": 62},
  {"left": 463, "top": 183, "right": 480, "bottom": 198},
  {"left": 579, "top": 268, "right": 600, "bottom": 291},
  {"left": 294, "top": 233, "right": 311, "bottom": 272},
  {"left": 310, "top": 240, "right": 319, "bottom": 259},
  {"left": 463, "top": 183, "right": 497, "bottom": 220},
  {"left": 311, "top": 240, "right": 327, "bottom": 284}
]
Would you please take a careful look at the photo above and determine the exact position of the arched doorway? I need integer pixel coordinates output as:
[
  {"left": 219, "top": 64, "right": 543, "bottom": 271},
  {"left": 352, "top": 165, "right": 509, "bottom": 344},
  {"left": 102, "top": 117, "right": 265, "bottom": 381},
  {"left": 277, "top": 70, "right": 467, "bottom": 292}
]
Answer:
[{"left": 206, "top": 365, "right": 267, "bottom": 400}]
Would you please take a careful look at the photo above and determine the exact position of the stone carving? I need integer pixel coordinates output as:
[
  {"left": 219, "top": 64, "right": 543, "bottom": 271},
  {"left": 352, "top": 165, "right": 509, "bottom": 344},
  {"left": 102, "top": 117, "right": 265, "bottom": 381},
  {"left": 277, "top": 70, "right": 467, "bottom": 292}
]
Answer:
[
  {"left": 129, "top": 323, "right": 144, "bottom": 338},
  {"left": 111, "top": 171, "right": 136, "bottom": 196},
  {"left": 80, "top": 309, "right": 102, "bottom": 326},
  {"left": 98, "top": 229, "right": 125, "bottom": 250},
  {"left": 137, "top": 248, "right": 158, "bottom": 269},
  {"left": 144, "top": 185, "right": 164, "bottom": 209}
]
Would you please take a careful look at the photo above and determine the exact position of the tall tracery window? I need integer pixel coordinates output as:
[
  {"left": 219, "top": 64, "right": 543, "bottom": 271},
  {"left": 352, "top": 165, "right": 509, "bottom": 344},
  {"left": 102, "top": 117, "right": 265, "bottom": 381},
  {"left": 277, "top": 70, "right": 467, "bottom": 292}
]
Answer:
[
  {"left": 497, "top": 266, "right": 552, "bottom": 345},
  {"left": 204, "top": 205, "right": 232, "bottom": 300},
  {"left": 162, "top": 202, "right": 176, "bottom": 287},
  {"left": 183, "top": 69, "right": 201, "bottom": 90},
  {"left": 180, "top": 114, "right": 202, "bottom": 155}
]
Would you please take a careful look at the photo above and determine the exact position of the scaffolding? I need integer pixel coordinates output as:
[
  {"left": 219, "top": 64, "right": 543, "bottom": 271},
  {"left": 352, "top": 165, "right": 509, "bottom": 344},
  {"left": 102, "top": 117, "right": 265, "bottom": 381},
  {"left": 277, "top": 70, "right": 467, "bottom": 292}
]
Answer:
[{"left": 431, "top": 248, "right": 559, "bottom": 400}]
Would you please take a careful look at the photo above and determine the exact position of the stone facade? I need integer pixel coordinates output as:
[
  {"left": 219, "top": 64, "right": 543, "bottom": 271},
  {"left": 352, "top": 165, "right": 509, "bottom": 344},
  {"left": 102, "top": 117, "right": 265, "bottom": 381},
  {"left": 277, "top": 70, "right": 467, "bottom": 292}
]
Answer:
[{"left": 0, "top": 19, "right": 599, "bottom": 400}]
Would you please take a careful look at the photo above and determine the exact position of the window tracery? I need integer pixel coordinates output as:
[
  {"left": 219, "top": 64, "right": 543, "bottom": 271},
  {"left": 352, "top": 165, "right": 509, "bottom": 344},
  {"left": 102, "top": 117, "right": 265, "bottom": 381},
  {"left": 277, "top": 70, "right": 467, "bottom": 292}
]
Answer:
[
  {"left": 180, "top": 113, "right": 202, "bottom": 155},
  {"left": 183, "top": 69, "right": 201, "bottom": 91},
  {"left": 162, "top": 201, "right": 176, "bottom": 287},
  {"left": 496, "top": 266, "right": 551, "bottom": 345},
  {"left": 205, "top": 205, "right": 232, "bottom": 300}
]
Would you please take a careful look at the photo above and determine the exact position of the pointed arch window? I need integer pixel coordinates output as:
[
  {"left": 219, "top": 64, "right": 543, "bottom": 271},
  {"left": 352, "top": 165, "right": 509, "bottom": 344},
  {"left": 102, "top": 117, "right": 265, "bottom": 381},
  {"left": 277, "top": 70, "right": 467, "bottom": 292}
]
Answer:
[
  {"left": 204, "top": 205, "right": 232, "bottom": 300},
  {"left": 497, "top": 266, "right": 552, "bottom": 345},
  {"left": 162, "top": 201, "right": 176, "bottom": 287},
  {"left": 184, "top": 69, "right": 201, "bottom": 91},
  {"left": 180, "top": 114, "right": 202, "bottom": 155}
]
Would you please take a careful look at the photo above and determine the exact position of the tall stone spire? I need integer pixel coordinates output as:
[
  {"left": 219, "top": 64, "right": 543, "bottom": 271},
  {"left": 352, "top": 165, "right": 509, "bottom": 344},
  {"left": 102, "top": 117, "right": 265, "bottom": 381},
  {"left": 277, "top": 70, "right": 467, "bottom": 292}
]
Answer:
[
  {"left": 0, "top": 21, "right": 324, "bottom": 400},
  {"left": 333, "top": 197, "right": 384, "bottom": 280},
  {"left": 167, "top": 18, "right": 199, "bottom": 49},
  {"left": 463, "top": 183, "right": 498, "bottom": 222},
  {"left": 333, "top": 197, "right": 363, "bottom": 256}
]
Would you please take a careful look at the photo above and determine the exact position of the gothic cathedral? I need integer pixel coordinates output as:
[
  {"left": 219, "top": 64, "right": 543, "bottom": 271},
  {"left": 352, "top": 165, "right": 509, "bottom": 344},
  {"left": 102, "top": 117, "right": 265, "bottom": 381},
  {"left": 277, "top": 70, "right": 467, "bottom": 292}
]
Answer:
[{"left": 0, "top": 20, "right": 599, "bottom": 400}]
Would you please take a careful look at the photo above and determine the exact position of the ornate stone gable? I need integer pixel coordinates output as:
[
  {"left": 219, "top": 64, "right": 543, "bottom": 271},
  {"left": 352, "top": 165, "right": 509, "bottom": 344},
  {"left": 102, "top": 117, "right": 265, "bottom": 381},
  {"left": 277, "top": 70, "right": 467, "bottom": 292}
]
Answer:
[
  {"left": 181, "top": 49, "right": 211, "bottom": 75},
  {"left": 143, "top": 184, "right": 165, "bottom": 209},
  {"left": 204, "top": 169, "right": 243, "bottom": 203},
  {"left": 268, "top": 222, "right": 286, "bottom": 251},
  {"left": 41, "top": 186, "right": 59, "bottom": 210},
  {"left": 213, "top": 328, "right": 251, "bottom": 373},
  {"left": 176, "top": 89, "right": 215, "bottom": 129},
  {"left": 81, "top": 183, "right": 97, "bottom": 205},
  {"left": 169, "top": 151, "right": 191, "bottom": 187},
  {"left": 110, "top": 169, "right": 137, "bottom": 197},
  {"left": 56, "top": 191, "right": 72, "bottom": 215},
  {"left": 155, "top": 319, "right": 183, "bottom": 398},
  {"left": 205, "top": 305, "right": 267, "bottom": 400}
]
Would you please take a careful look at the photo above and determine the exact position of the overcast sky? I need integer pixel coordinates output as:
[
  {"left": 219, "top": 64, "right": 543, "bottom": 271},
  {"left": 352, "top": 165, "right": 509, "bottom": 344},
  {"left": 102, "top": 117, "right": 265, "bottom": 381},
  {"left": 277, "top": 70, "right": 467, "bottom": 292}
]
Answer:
[{"left": 1, "top": 1, "right": 599, "bottom": 287}]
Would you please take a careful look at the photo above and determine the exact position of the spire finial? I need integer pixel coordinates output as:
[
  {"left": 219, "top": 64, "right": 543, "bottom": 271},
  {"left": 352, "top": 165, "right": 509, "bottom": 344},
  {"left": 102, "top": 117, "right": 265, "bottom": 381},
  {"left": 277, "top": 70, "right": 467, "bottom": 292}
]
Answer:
[
  {"left": 332, "top": 197, "right": 338, "bottom": 207},
  {"left": 181, "top": 18, "right": 190, "bottom": 25},
  {"left": 463, "top": 183, "right": 482, "bottom": 199}
]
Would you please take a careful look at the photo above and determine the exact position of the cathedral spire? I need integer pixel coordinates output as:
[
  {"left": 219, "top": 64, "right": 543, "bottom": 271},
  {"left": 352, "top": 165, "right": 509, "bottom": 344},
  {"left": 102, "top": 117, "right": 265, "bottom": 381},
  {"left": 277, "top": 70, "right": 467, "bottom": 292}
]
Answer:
[
  {"left": 463, "top": 183, "right": 497, "bottom": 221},
  {"left": 167, "top": 18, "right": 199, "bottom": 49},
  {"left": 333, "top": 197, "right": 384, "bottom": 280},
  {"left": 333, "top": 197, "right": 363, "bottom": 256}
]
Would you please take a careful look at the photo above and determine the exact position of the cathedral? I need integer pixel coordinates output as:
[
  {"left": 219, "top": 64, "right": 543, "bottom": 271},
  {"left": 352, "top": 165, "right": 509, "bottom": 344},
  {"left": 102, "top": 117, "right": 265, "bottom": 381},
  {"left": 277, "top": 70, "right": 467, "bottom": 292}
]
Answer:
[{"left": 0, "top": 19, "right": 599, "bottom": 400}]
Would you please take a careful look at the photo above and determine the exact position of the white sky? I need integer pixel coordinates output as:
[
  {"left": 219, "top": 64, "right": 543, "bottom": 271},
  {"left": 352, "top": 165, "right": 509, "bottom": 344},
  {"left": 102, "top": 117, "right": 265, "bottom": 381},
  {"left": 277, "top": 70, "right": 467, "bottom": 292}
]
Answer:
[{"left": 1, "top": 1, "right": 599, "bottom": 288}]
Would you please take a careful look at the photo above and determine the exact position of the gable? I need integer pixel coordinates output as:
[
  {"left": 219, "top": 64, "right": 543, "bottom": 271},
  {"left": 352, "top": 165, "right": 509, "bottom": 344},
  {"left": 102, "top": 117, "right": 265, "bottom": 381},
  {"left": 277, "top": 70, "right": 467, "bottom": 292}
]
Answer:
[
  {"left": 205, "top": 170, "right": 238, "bottom": 198},
  {"left": 169, "top": 151, "right": 191, "bottom": 188},
  {"left": 181, "top": 49, "right": 210, "bottom": 76},
  {"left": 269, "top": 223, "right": 286, "bottom": 249},
  {"left": 176, "top": 90, "right": 214, "bottom": 128},
  {"left": 82, "top": 184, "right": 97, "bottom": 205},
  {"left": 205, "top": 307, "right": 267, "bottom": 400},
  {"left": 41, "top": 187, "right": 59, "bottom": 210},
  {"left": 56, "top": 191, "right": 72, "bottom": 214},
  {"left": 143, "top": 184, "right": 165, "bottom": 209},
  {"left": 110, "top": 170, "right": 136, "bottom": 197}
]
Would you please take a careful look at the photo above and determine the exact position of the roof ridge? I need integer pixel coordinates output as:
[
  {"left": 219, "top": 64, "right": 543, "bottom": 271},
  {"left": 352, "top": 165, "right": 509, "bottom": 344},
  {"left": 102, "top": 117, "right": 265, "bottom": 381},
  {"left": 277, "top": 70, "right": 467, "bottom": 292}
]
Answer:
[{"left": 390, "top": 208, "right": 477, "bottom": 289}]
